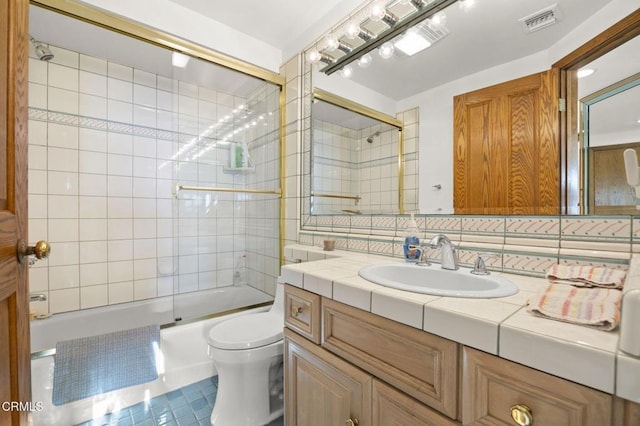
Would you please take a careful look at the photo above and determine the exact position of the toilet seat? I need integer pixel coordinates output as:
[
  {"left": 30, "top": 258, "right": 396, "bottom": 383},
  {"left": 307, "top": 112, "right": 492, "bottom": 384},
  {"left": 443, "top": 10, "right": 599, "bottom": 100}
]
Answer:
[{"left": 208, "top": 312, "right": 283, "bottom": 350}]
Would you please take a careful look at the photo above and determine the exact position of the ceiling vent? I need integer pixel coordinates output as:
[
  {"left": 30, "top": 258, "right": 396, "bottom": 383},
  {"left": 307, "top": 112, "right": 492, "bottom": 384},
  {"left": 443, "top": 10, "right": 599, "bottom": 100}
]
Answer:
[{"left": 519, "top": 4, "right": 562, "bottom": 33}]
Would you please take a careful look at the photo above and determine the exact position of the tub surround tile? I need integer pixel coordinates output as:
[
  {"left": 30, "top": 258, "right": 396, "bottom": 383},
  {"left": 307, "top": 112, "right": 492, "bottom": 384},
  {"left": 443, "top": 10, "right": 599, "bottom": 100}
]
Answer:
[{"left": 499, "top": 308, "right": 618, "bottom": 393}]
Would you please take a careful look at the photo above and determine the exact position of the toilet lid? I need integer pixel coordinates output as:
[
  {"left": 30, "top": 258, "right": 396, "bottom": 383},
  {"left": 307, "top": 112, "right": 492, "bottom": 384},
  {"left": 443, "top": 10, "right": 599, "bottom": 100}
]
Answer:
[{"left": 208, "top": 312, "right": 283, "bottom": 350}]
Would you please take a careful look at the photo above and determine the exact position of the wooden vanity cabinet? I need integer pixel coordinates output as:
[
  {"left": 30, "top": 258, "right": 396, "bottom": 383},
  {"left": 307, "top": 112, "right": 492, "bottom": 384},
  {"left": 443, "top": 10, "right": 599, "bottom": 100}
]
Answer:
[
  {"left": 462, "top": 346, "right": 613, "bottom": 425},
  {"left": 284, "top": 328, "right": 372, "bottom": 426},
  {"left": 284, "top": 284, "right": 631, "bottom": 426},
  {"left": 283, "top": 285, "right": 459, "bottom": 425}
]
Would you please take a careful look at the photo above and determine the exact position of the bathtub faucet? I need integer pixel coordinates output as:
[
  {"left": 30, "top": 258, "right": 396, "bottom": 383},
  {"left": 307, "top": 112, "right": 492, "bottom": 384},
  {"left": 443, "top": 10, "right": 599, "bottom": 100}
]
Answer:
[
  {"left": 428, "top": 234, "right": 459, "bottom": 270},
  {"left": 30, "top": 293, "right": 47, "bottom": 302}
]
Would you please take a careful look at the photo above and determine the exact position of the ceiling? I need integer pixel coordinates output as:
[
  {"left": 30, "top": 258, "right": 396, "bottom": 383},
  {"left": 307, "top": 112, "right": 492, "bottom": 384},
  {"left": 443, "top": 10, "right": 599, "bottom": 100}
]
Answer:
[
  {"left": 168, "top": 0, "right": 616, "bottom": 100},
  {"left": 166, "top": 0, "right": 355, "bottom": 54}
]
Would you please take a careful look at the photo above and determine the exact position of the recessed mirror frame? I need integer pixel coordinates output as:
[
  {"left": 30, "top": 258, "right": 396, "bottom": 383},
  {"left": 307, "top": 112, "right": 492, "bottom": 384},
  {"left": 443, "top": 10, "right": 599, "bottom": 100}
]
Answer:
[
  {"left": 554, "top": 8, "right": 640, "bottom": 215},
  {"left": 311, "top": 88, "right": 405, "bottom": 216}
]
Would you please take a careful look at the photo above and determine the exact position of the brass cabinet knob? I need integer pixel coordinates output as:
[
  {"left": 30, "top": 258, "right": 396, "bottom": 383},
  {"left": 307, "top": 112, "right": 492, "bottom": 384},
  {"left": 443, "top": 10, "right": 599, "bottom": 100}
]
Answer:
[
  {"left": 291, "top": 306, "right": 303, "bottom": 317},
  {"left": 17, "top": 240, "right": 51, "bottom": 264},
  {"left": 345, "top": 419, "right": 359, "bottom": 426},
  {"left": 510, "top": 404, "right": 533, "bottom": 426}
]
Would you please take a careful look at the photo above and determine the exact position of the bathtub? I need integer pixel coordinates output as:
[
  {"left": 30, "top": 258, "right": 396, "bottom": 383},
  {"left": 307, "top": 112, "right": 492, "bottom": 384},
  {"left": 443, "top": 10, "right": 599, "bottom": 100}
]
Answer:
[{"left": 30, "top": 285, "right": 273, "bottom": 426}]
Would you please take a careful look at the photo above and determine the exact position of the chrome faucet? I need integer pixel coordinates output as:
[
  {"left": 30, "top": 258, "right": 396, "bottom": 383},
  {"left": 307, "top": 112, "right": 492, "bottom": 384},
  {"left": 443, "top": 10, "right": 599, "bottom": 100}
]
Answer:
[{"left": 428, "top": 234, "right": 459, "bottom": 270}]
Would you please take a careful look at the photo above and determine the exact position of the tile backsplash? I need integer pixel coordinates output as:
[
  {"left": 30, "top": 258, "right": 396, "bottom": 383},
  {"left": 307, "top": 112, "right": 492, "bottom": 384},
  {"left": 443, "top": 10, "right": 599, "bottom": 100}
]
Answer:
[{"left": 297, "top": 214, "right": 635, "bottom": 278}]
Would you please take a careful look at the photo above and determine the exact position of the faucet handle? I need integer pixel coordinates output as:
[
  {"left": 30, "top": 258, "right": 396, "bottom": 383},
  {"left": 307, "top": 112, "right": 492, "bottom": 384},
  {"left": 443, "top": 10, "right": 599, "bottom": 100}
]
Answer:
[
  {"left": 471, "top": 252, "right": 500, "bottom": 275},
  {"left": 417, "top": 243, "right": 432, "bottom": 266}
]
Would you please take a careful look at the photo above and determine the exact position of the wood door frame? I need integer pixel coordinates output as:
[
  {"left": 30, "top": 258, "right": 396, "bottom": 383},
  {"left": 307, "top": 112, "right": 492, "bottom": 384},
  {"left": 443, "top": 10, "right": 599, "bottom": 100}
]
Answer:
[
  {"left": 1, "top": 0, "right": 31, "bottom": 424},
  {"left": 553, "top": 8, "right": 640, "bottom": 214}
]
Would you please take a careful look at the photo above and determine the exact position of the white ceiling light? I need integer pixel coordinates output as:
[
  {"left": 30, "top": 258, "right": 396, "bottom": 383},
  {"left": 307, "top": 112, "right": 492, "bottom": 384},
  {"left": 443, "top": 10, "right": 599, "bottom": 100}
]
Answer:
[
  {"left": 340, "top": 65, "right": 354, "bottom": 78},
  {"left": 345, "top": 20, "right": 361, "bottom": 39},
  {"left": 379, "top": 42, "right": 395, "bottom": 59},
  {"left": 357, "top": 53, "right": 373, "bottom": 68},
  {"left": 172, "top": 51, "right": 190, "bottom": 68},
  {"left": 394, "top": 28, "right": 432, "bottom": 56},
  {"left": 427, "top": 11, "right": 447, "bottom": 30},
  {"left": 577, "top": 68, "right": 595, "bottom": 78}
]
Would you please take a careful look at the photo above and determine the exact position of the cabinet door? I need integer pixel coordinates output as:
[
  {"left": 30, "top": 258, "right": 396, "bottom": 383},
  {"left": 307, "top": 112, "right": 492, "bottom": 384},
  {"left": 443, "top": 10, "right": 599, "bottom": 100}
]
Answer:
[
  {"left": 462, "top": 347, "right": 612, "bottom": 425},
  {"left": 284, "top": 329, "right": 372, "bottom": 426},
  {"left": 372, "top": 379, "right": 458, "bottom": 426},
  {"left": 322, "top": 298, "right": 459, "bottom": 419}
]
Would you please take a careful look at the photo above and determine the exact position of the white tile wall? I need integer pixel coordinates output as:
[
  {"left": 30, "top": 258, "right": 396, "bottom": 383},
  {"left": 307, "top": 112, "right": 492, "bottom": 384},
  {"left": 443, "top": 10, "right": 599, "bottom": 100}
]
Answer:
[{"left": 28, "top": 44, "right": 281, "bottom": 316}]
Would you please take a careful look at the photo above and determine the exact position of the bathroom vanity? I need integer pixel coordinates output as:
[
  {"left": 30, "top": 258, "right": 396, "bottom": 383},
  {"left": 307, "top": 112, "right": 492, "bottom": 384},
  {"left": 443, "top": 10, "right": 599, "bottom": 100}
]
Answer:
[{"left": 281, "top": 248, "right": 640, "bottom": 425}]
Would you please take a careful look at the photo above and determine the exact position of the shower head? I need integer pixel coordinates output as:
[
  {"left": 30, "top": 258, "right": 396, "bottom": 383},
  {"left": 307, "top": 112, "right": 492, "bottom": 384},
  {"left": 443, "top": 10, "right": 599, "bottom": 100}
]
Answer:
[
  {"left": 366, "top": 131, "right": 380, "bottom": 144},
  {"left": 29, "top": 36, "right": 54, "bottom": 61}
]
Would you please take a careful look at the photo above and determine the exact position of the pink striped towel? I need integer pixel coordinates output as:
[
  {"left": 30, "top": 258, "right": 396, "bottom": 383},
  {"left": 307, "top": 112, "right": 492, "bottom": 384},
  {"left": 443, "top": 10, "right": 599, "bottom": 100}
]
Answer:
[
  {"left": 546, "top": 264, "right": 626, "bottom": 289},
  {"left": 527, "top": 284, "right": 622, "bottom": 331}
]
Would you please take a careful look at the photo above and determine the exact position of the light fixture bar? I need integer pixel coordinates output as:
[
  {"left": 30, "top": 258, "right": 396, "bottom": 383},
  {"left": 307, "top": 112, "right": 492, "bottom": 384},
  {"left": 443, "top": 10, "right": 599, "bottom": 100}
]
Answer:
[{"left": 322, "top": 0, "right": 457, "bottom": 75}]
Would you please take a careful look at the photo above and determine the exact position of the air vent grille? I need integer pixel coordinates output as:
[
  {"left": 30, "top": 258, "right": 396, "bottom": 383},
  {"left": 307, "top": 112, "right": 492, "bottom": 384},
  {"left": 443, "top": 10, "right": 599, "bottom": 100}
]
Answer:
[{"left": 519, "top": 4, "right": 562, "bottom": 33}]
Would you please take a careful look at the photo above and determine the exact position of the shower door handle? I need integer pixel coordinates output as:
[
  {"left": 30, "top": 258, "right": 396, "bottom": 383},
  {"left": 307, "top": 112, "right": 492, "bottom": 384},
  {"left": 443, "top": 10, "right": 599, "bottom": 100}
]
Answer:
[{"left": 17, "top": 239, "right": 51, "bottom": 264}]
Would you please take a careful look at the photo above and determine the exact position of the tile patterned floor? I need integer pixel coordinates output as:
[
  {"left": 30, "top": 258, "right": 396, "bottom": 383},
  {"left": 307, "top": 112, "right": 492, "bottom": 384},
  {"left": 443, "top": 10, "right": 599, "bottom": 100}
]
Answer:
[{"left": 75, "top": 376, "right": 284, "bottom": 426}]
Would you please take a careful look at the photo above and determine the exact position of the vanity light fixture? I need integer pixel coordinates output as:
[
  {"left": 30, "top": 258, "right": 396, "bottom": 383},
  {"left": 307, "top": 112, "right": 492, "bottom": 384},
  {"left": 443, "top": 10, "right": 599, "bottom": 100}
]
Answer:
[
  {"left": 171, "top": 51, "right": 190, "bottom": 68},
  {"left": 315, "top": 0, "right": 457, "bottom": 76}
]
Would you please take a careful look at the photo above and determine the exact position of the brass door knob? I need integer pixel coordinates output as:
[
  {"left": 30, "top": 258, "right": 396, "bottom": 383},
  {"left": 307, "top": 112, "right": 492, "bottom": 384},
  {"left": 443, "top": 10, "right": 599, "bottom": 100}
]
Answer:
[
  {"left": 345, "top": 419, "right": 359, "bottom": 426},
  {"left": 510, "top": 404, "right": 533, "bottom": 426},
  {"left": 17, "top": 240, "right": 51, "bottom": 264},
  {"left": 291, "top": 306, "right": 303, "bottom": 317}
]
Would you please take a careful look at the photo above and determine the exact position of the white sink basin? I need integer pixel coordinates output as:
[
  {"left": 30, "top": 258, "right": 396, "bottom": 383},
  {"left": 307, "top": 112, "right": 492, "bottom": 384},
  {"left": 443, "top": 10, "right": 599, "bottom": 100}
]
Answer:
[{"left": 358, "top": 263, "right": 519, "bottom": 298}]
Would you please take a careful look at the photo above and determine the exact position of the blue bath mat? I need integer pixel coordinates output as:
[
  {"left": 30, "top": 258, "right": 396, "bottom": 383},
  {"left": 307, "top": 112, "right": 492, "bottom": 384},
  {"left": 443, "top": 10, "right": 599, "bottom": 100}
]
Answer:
[{"left": 52, "top": 324, "right": 161, "bottom": 406}]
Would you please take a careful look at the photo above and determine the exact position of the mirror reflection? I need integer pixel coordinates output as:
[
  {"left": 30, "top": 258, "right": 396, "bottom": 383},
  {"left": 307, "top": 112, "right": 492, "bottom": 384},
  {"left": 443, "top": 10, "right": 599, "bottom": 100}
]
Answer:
[
  {"left": 302, "top": 0, "right": 639, "bottom": 216},
  {"left": 311, "top": 95, "right": 402, "bottom": 215}
]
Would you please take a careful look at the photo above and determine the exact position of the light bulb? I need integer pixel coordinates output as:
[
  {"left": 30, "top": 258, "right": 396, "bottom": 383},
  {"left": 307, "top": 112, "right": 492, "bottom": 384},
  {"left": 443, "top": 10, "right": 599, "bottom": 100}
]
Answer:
[
  {"left": 340, "top": 65, "right": 353, "bottom": 78},
  {"left": 379, "top": 42, "right": 394, "bottom": 59},
  {"left": 459, "top": 0, "right": 475, "bottom": 11},
  {"left": 345, "top": 21, "right": 361, "bottom": 39},
  {"left": 306, "top": 49, "right": 321, "bottom": 63},
  {"left": 323, "top": 33, "right": 340, "bottom": 52},
  {"left": 428, "top": 11, "right": 447, "bottom": 30},
  {"left": 370, "top": 1, "right": 387, "bottom": 22},
  {"left": 357, "top": 53, "right": 372, "bottom": 68}
]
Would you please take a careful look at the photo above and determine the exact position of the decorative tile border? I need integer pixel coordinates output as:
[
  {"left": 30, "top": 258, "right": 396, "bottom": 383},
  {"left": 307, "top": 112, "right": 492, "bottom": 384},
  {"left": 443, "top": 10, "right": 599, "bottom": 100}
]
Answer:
[
  {"left": 298, "top": 214, "right": 637, "bottom": 277},
  {"left": 560, "top": 216, "right": 631, "bottom": 242},
  {"left": 502, "top": 247, "right": 559, "bottom": 278}
]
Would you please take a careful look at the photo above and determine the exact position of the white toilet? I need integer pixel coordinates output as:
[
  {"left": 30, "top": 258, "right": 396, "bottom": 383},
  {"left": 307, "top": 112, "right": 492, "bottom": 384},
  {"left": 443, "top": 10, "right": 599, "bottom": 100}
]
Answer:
[{"left": 207, "top": 282, "right": 285, "bottom": 425}]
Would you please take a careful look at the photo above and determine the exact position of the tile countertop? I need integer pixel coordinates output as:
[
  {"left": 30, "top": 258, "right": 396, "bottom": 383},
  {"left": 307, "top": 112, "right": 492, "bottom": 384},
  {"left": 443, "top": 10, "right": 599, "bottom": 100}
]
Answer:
[{"left": 281, "top": 244, "right": 639, "bottom": 402}]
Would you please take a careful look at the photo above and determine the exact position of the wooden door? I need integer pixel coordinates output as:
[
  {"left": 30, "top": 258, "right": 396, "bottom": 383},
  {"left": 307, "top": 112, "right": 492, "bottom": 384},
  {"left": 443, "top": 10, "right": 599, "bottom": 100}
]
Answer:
[
  {"left": 454, "top": 70, "right": 559, "bottom": 215},
  {"left": 284, "top": 328, "right": 372, "bottom": 426},
  {"left": 0, "top": 0, "right": 31, "bottom": 424},
  {"left": 589, "top": 142, "right": 640, "bottom": 214}
]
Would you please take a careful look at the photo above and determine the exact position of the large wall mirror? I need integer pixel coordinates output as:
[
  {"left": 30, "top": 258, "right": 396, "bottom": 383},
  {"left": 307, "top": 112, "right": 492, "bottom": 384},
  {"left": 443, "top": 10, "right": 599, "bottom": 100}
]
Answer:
[
  {"left": 311, "top": 89, "right": 404, "bottom": 215},
  {"left": 300, "top": 0, "right": 640, "bottom": 219}
]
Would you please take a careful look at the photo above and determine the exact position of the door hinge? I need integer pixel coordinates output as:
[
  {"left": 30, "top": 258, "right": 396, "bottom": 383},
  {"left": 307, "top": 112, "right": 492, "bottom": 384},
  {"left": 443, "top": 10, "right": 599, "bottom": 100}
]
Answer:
[{"left": 558, "top": 98, "right": 566, "bottom": 112}]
